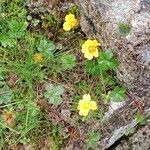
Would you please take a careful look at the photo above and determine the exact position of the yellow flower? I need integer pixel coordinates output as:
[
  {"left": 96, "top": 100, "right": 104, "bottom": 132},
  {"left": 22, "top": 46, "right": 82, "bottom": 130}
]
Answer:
[
  {"left": 81, "top": 39, "right": 100, "bottom": 60},
  {"left": 34, "top": 53, "right": 43, "bottom": 63},
  {"left": 77, "top": 94, "right": 97, "bottom": 117},
  {"left": 63, "top": 14, "right": 78, "bottom": 31}
]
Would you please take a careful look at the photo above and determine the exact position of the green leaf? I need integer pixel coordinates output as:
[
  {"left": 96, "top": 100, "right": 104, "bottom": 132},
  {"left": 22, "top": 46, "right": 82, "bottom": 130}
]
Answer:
[
  {"left": 60, "top": 54, "right": 76, "bottom": 71},
  {"left": 102, "top": 75, "right": 116, "bottom": 86},
  {"left": 0, "top": 67, "right": 6, "bottom": 87},
  {"left": 27, "top": 102, "right": 41, "bottom": 127},
  {"left": 0, "top": 85, "right": 14, "bottom": 104},
  {"left": 8, "top": 20, "right": 28, "bottom": 32},
  {"left": 8, "top": 20, "right": 28, "bottom": 38},
  {"left": 38, "top": 39, "right": 56, "bottom": 55},
  {"left": 27, "top": 15, "right": 32, "bottom": 21},
  {"left": 87, "top": 131, "right": 101, "bottom": 149},
  {"left": 85, "top": 60, "right": 100, "bottom": 76},
  {"left": 32, "top": 19, "right": 40, "bottom": 26},
  {"left": 44, "top": 83, "right": 64, "bottom": 106},
  {"left": 108, "top": 86, "right": 126, "bottom": 102},
  {"left": 135, "top": 114, "right": 146, "bottom": 125},
  {"left": 118, "top": 23, "right": 132, "bottom": 36},
  {"left": 0, "top": 34, "right": 16, "bottom": 47},
  {"left": 125, "top": 127, "right": 136, "bottom": 136},
  {"left": 98, "top": 51, "right": 118, "bottom": 71}
]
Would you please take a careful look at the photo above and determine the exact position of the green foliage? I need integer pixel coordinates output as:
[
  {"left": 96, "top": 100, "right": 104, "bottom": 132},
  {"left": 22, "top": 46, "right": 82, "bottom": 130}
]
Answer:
[
  {"left": 38, "top": 39, "right": 56, "bottom": 55},
  {"left": 125, "top": 127, "right": 136, "bottom": 136},
  {"left": 102, "top": 74, "right": 116, "bottom": 86},
  {"left": 108, "top": 86, "right": 126, "bottom": 102},
  {"left": 0, "top": 20, "right": 28, "bottom": 47},
  {"left": 0, "top": 34, "right": 16, "bottom": 47},
  {"left": 0, "top": 67, "right": 6, "bottom": 86},
  {"left": 79, "top": 39, "right": 85, "bottom": 46},
  {"left": 135, "top": 114, "right": 146, "bottom": 125},
  {"left": 98, "top": 51, "right": 118, "bottom": 71},
  {"left": 85, "top": 50, "right": 119, "bottom": 76},
  {"left": 0, "top": 85, "right": 14, "bottom": 104},
  {"left": 45, "top": 14, "right": 57, "bottom": 26},
  {"left": 85, "top": 60, "right": 100, "bottom": 76},
  {"left": 27, "top": 15, "right": 40, "bottom": 26},
  {"left": 69, "top": 6, "right": 80, "bottom": 16},
  {"left": 60, "top": 54, "right": 76, "bottom": 71},
  {"left": 8, "top": 20, "right": 28, "bottom": 38},
  {"left": 44, "top": 83, "right": 64, "bottom": 106},
  {"left": 25, "top": 102, "right": 41, "bottom": 128},
  {"left": 86, "top": 131, "right": 101, "bottom": 149},
  {"left": 118, "top": 23, "right": 132, "bottom": 36},
  {"left": 0, "top": 0, "right": 130, "bottom": 148},
  {"left": 32, "top": 19, "right": 40, "bottom": 27},
  {"left": 51, "top": 125, "right": 64, "bottom": 145},
  {"left": 27, "top": 15, "right": 32, "bottom": 21}
]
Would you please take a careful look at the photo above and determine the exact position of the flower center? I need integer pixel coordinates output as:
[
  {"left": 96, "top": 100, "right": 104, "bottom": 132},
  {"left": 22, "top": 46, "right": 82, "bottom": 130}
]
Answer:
[
  {"left": 88, "top": 46, "right": 96, "bottom": 53},
  {"left": 82, "top": 103, "right": 90, "bottom": 109}
]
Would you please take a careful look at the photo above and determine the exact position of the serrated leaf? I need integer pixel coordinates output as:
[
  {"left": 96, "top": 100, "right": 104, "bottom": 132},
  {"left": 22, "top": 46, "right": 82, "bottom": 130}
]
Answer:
[
  {"left": 87, "top": 131, "right": 101, "bottom": 149},
  {"left": 85, "top": 60, "right": 100, "bottom": 76},
  {"left": 135, "top": 114, "right": 146, "bottom": 125},
  {"left": 125, "top": 127, "right": 136, "bottom": 136},
  {"left": 44, "top": 83, "right": 64, "bottom": 106},
  {"left": 8, "top": 20, "right": 28, "bottom": 38},
  {"left": 0, "top": 34, "right": 16, "bottom": 47},
  {"left": 8, "top": 20, "right": 28, "bottom": 32},
  {"left": 100, "top": 50, "right": 113, "bottom": 60},
  {"left": 102, "top": 75, "right": 116, "bottom": 86},
  {"left": 60, "top": 54, "right": 76, "bottom": 71},
  {"left": 0, "top": 67, "right": 6, "bottom": 87},
  {"left": 38, "top": 39, "right": 56, "bottom": 54},
  {"left": 0, "top": 85, "right": 14, "bottom": 104},
  {"left": 108, "top": 86, "right": 126, "bottom": 102},
  {"left": 98, "top": 51, "right": 118, "bottom": 71}
]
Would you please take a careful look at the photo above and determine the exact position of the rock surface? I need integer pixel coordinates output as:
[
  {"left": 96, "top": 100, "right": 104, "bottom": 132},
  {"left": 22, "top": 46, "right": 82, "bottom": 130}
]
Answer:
[
  {"left": 77, "top": 0, "right": 150, "bottom": 149},
  {"left": 113, "top": 125, "right": 150, "bottom": 150},
  {"left": 78, "top": 0, "right": 150, "bottom": 98}
]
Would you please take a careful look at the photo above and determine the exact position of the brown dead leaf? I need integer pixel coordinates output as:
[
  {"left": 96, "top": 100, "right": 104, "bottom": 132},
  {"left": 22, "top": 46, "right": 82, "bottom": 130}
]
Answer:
[
  {"left": 3, "top": 111, "right": 15, "bottom": 127},
  {"left": 48, "top": 109, "right": 62, "bottom": 125},
  {"left": 6, "top": 72, "right": 19, "bottom": 87},
  {"left": 37, "top": 99, "right": 49, "bottom": 111},
  {"left": 61, "top": 109, "right": 71, "bottom": 122}
]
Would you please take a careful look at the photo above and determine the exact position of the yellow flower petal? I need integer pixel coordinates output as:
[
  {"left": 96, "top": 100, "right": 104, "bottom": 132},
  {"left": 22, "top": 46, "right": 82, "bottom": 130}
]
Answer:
[
  {"left": 77, "top": 100, "right": 85, "bottom": 110},
  {"left": 78, "top": 99, "right": 90, "bottom": 109},
  {"left": 92, "top": 40, "right": 101, "bottom": 46},
  {"left": 92, "top": 48, "right": 99, "bottom": 57},
  {"left": 34, "top": 53, "right": 43, "bottom": 63},
  {"left": 79, "top": 109, "right": 89, "bottom": 116},
  {"left": 83, "top": 94, "right": 91, "bottom": 101},
  {"left": 81, "top": 43, "right": 89, "bottom": 53},
  {"left": 85, "top": 39, "right": 92, "bottom": 45},
  {"left": 77, "top": 94, "right": 97, "bottom": 117},
  {"left": 65, "top": 14, "right": 75, "bottom": 22},
  {"left": 89, "top": 101, "right": 97, "bottom": 110},
  {"left": 84, "top": 53, "right": 94, "bottom": 60},
  {"left": 69, "top": 19, "right": 78, "bottom": 27},
  {"left": 81, "top": 39, "right": 100, "bottom": 60},
  {"left": 63, "top": 14, "right": 78, "bottom": 31},
  {"left": 63, "top": 22, "right": 71, "bottom": 31}
]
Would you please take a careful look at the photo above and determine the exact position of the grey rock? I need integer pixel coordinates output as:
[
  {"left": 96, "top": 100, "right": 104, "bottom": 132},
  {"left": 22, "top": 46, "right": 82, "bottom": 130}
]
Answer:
[
  {"left": 78, "top": 0, "right": 150, "bottom": 98},
  {"left": 114, "top": 125, "right": 150, "bottom": 150},
  {"left": 78, "top": 0, "right": 150, "bottom": 149}
]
